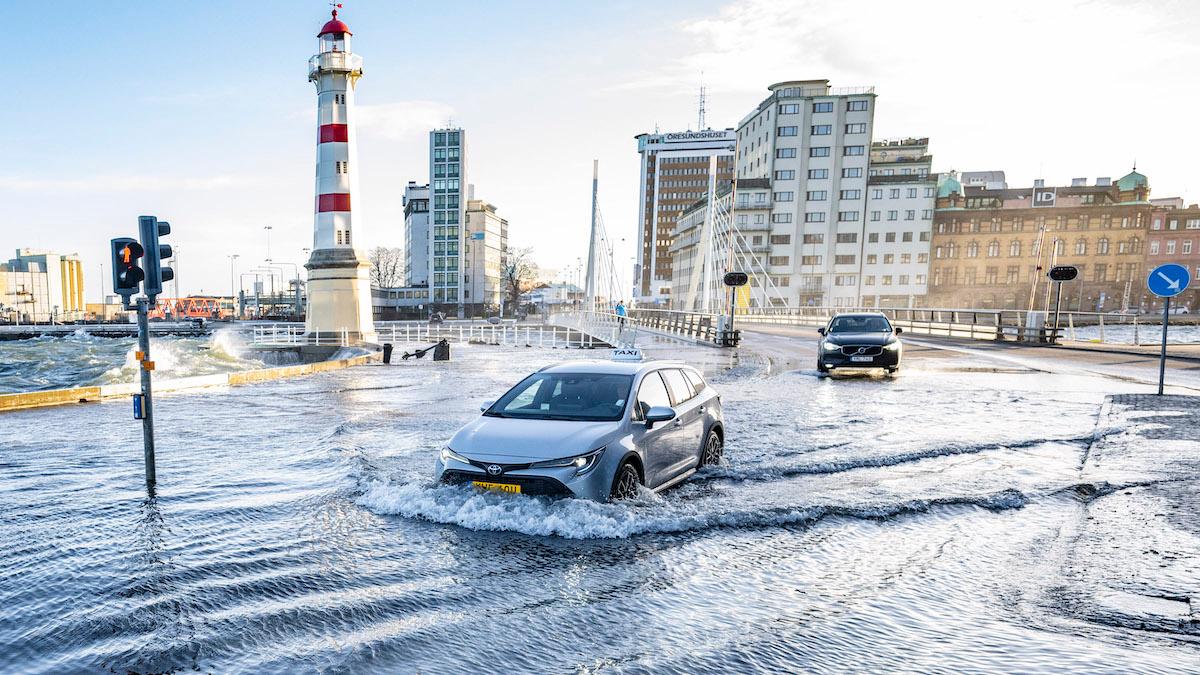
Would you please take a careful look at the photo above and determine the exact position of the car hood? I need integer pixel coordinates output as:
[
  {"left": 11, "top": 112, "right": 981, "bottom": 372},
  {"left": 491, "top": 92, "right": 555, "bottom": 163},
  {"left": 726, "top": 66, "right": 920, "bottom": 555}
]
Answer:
[
  {"left": 824, "top": 331, "right": 897, "bottom": 346},
  {"left": 449, "top": 416, "right": 623, "bottom": 461}
]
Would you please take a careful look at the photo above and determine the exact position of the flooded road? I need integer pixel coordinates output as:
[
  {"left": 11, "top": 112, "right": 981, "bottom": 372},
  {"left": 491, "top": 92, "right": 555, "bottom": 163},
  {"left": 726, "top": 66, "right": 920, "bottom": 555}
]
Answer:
[{"left": 1, "top": 336, "right": 1197, "bottom": 673}]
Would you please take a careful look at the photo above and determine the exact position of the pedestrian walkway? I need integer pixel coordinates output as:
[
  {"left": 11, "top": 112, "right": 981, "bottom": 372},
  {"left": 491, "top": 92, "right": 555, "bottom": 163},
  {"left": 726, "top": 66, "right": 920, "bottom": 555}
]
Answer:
[{"left": 1060, "top": 340, "right": 1200, "bottom": 362}]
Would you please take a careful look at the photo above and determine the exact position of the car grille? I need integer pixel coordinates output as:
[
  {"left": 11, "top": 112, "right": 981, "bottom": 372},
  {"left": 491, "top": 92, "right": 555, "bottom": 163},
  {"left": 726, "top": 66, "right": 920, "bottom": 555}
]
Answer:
[
  {"left": 440, "top": 469, "right": 573, "bottom": 497},
  {"left": 839, "top": 345, "right": 883, "bottom": 356}
]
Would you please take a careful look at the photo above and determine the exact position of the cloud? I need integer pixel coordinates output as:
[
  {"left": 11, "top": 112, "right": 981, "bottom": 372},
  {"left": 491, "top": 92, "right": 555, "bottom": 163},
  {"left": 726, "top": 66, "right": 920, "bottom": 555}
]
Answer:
[
  {"left": 355, "top": 100, "right": 456, "bottom": 141},
  {"left": 0, "top": 174, "right": 252, "bottom": 192}
]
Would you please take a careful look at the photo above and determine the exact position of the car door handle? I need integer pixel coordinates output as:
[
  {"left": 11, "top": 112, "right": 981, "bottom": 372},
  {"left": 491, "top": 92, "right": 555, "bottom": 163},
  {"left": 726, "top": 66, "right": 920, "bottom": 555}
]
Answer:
[
  {"left": 697, "top": 406, "right": 705, "bottom": 414},
  {"left": 673, "top": 419, "right": 683, "bottom": 427}
]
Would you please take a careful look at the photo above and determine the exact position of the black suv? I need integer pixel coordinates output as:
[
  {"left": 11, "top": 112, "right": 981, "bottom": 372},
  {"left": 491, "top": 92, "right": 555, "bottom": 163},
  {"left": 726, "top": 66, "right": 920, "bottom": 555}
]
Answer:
[{"left": 817, "top": 312, "right": 903, "bottom": 374}]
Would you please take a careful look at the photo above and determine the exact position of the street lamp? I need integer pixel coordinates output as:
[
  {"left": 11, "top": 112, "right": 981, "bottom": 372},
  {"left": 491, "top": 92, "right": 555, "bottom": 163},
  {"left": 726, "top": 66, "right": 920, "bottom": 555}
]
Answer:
[
  {"left": 264, "top": 225, "right": 274, "bottom": 263},
  {"left": 228, "top": 254, "right": 241, "bottom": 318}
]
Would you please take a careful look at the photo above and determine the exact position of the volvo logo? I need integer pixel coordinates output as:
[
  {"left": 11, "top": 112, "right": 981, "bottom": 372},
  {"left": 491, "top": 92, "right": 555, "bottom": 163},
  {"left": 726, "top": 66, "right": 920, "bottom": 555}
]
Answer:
[
  {"left": 487, "top": 464, "right": 503, "bottom": 476},
  {"left": 856, "top": 347, "right": 868, "bottom": 355}
]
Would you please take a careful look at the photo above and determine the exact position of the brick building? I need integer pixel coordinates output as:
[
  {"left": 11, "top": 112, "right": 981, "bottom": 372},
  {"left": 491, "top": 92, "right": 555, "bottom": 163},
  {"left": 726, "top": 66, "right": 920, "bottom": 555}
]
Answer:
[
  {"left": 1146, "top": 204, "right": 1200, "bottom": 311},
  {"left": 926, "top": 170, "right": 1154, "bottom": 311}
]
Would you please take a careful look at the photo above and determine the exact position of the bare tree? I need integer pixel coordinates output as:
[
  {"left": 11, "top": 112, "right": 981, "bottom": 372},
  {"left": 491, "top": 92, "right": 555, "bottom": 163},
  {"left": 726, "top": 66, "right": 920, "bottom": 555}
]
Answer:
[
  {"left": 501, "top": 247, "right": 538, "bottom": 316},
  {"left": 368, "top": 247, "right": 404, "bottom": 288}
]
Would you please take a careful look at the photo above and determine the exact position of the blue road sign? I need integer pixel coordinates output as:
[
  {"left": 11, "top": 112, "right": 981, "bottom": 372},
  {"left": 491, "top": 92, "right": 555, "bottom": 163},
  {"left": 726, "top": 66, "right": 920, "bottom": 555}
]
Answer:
[{"left": 1147, "top": 263, "right": 1191, "bottom": 298}]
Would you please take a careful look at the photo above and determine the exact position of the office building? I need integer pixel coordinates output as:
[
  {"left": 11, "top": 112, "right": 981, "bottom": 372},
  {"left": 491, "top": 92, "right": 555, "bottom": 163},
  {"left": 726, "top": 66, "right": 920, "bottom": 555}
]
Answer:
[
  {"left": 463, "top": 198, "right": 508, "bottom": 309},
  {"left": 862, "top": 137, "right": 936, "bottom": 307},
  {"left": 926, "top": 169, "right": 1154, "bottom": 311},
  {"left": 429, "top": 128, "right": 468, "bottom": 308},
  {"left": 634, "top": 129, "right": 736, "bottom": 303},
  {"left": 735, "top": 79, "right": 877, "bottom": 307},
  {"left": 403, "top": 181, "right": 430, "bottom": 287},
  {"left": 0, "top": 249, "right": 85, "bottom": 323}
]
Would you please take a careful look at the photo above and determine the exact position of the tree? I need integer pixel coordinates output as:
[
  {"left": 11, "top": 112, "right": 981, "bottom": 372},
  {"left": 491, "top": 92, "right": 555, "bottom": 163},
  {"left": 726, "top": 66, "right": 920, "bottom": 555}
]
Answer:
[
  {"left": 501, "top": 247, "right": 538, "bottom": 316},
  {"left": 368, "top": 247, "right": 404, "bottom": 288}
]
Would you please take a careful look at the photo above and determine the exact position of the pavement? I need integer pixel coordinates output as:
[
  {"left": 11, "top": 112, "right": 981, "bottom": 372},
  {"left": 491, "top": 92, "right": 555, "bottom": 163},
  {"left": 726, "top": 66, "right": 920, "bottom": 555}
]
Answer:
[{"left": 1060, "top": 394, "right": 1200, "bottom": 637}]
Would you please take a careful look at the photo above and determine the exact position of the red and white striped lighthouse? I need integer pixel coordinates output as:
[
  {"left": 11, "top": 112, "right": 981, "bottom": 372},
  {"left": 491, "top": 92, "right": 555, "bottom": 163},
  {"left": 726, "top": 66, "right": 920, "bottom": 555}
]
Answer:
[{"left": 304, "top": 8, "right": 376, "bottom": 343}]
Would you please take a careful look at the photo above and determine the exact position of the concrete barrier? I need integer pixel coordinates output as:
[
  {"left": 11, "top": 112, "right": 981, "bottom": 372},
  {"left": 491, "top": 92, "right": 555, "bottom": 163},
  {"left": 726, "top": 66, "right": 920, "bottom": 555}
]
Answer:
[
  {"left": 0, "top": 386, "right": 103, "bottom": 412},
  {"left": 1, "top": 353, "right": 378, "bottom": 414}
]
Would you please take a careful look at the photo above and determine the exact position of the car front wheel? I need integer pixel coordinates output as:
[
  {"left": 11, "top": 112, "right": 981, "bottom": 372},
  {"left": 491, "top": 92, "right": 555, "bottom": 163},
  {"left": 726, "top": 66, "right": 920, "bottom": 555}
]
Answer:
[
  {"left": 610, "top": 461, "right": 641, "bottom": 501},
  {"left": 699, "top": 429, "right": 723, "bottom": 466}
]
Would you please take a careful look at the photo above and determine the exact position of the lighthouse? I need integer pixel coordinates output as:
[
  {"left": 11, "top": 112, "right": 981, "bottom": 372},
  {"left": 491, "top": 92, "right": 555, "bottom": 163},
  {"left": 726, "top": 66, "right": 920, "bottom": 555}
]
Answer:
[{"left": 304, "top": 9, "right": 376, "bottom": 344}]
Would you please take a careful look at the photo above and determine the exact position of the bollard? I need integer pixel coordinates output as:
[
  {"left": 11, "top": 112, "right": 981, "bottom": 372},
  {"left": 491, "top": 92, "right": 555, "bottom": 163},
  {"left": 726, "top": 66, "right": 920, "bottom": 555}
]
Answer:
[
  {"left": 382, "top": 343, "right": 394, "bottom": 364},
  {"left": 433, "top": 339, "right": 450, "bottom": 361}
]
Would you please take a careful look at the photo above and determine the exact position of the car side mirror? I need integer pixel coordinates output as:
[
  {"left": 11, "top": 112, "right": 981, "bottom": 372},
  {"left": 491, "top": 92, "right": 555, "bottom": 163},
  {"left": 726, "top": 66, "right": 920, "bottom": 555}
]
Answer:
[
  {"left": 817, "top": 327, "right": 826, "bottom": 336},
  {"left": 894, "top": 327, "right": 903, "bottom": 334},
  {"left": 480, "top": 400, "right": 494, "bottom": 412},
  {"left": 643, "top": 406, "right": 676, "bottom": 429}
]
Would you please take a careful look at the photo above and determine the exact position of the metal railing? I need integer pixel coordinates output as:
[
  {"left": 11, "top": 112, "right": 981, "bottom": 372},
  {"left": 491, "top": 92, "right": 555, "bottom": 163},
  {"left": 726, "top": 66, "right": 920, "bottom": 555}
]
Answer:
[
  {"left": 552, "top": 309, "right": 726, "bottom": 346},
  {"left": 734, "top": 306, "right": 1034, "bottom": 341},
  {"left": 249, "top": 321, "right": 606, "bottom": 349}
]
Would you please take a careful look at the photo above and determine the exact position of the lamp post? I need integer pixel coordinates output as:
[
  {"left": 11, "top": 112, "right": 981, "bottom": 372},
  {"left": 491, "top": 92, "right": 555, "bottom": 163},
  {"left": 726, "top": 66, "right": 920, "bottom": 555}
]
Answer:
[
  {"left": 229, "top": 254, "right": 240, "bottom": 318},
  {"left": 264, "top": 225, "right": 274, "bottom": 263}
]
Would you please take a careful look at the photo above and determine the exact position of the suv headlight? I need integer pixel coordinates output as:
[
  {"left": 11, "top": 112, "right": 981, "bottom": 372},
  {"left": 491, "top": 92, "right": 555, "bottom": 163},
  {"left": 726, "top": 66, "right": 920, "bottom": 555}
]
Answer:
[
  {"left": 822, "top": 340, "right": 840, "bottom": 352},
  {"left": 883, "top": 340, "right": 901, "bottom": 350},
  {"left": 440, "top": 447, "right": 471, "bottom": 464},
  {"left": 530, "top": 447, "right": 605, "bottom": 476}
]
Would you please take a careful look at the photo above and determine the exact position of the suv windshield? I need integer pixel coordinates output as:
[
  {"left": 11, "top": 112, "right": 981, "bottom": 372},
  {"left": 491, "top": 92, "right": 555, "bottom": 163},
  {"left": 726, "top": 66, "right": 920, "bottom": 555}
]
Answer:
[
  {"left": 829, "top": 315, "right": 892, "bottom": 333},
  {"left": 485, "top": 373, "right": 633, "bottom": 421}
]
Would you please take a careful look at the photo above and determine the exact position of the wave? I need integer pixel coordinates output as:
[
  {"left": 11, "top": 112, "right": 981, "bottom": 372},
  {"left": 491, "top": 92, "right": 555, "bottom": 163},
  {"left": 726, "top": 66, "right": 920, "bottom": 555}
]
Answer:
[{"left": 355, "top": 477, "right": 1029, "bottom": 540}]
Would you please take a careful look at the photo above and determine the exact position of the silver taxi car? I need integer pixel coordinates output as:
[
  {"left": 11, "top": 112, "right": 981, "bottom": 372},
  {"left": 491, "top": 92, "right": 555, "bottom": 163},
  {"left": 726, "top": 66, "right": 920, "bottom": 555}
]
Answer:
[{"left": 434, "top": 360, "right": 724, "bottom": 501}]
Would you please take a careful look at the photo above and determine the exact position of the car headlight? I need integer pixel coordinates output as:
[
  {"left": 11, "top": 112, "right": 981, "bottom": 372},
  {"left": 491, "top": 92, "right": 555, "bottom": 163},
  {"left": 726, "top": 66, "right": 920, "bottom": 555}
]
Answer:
[
  {"left": 822, "top": 340, "right": 841, "bottom": 352},
  {"left": 440, "top": 447, "right": 471, "bottom": 464},
  {"left": 530, "top": 447, "right": 605, "bottom": 475},
  {"left": 883, "top": 340, "right": 901, "bottom": 350}
]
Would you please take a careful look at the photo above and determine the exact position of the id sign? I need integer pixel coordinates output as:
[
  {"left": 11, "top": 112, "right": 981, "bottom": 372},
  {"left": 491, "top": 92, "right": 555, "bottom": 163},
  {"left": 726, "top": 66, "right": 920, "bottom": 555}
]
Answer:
[{"left": 612, "top": 347, "right": 644, "bottom": 362}]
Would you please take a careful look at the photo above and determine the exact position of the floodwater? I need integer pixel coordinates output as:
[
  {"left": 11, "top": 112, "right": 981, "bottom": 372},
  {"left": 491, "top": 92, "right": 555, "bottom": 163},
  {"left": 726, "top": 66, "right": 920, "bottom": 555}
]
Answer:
[
  {"left": 0, "top": 339, "right": 1197, "bottom": 673},
  {"left": 0, "top": 329, "right": 260, "bottom": 393}
]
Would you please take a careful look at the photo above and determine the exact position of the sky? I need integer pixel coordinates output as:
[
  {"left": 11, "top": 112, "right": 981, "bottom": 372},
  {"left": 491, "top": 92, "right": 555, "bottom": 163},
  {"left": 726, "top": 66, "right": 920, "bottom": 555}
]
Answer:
[{"left": 2, "top": 0, "right": 1198, "bottom": 302}]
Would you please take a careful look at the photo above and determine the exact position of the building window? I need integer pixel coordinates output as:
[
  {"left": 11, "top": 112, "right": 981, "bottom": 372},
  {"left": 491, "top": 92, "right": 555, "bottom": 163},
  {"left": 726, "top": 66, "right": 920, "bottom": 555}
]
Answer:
[
  {"left": 924, "top": 187, "right": 935, "bottom": 198},
  {"left": 922, "top": 209, "right": 933, "bottom": 220},
  {"left": 811, "top": 125, "right": 832, "bottom": 135},
  {"left": 835, "top": 255, "right": 856, "bottom": 265},
  {"left": 868, "top": 233, "right": 879, "bottom": 243},
  {"left": 1098, "top": 238, "right": 1110, "bottom": 254},
  {"left": 1152, "top": 217, "right": 1162, "bottom": 230},
  {"left": 804, "top": 212, "right": 826, "bottom": 223},
  {"left": 846, "top": 100, "right": 869, "bottom": 112},
  {"left": 904, "top": 210, "right": 915, "bottom": 220},
  {"left": 865, "top": 276, "right": 875, "bottom": 286},
  {"left": 808, "top": 168, "right": 829, "bottom": 179},
  {"left": 770, "top": 234, "right": 792, "bottom": 245},
  {"left": 900, "top": 253, "right": 911, "bottom": 264},
  {"left": 866, "top": 254, "right": 878, "bottom": 264},
  {"left": 810, "top": 147, "right": 830, "bottom": 157},
  {"left": 776, "top": 148, "right": 797, "bottom": 159},
  {"left": 1167, "top": 240, "right": 1177, "bottom": 254},
  {"left": 805, "top": 191, "right": 826, "bottom": 201},
  {"left": 775, "top": 191, "right": 795, "bottom": 201},
  {"left": 771, "top": 213, "right": 793, "bottom": 223},
  {"left": 775, "top": 170, "right": 796, "bottom": 180},
  {"left": 887, "top": 210, "right": 898, "bottom": 221},
  {"left": 836, "top": 233, "right": 858, "bottom": 243},
  {"left": 1184, "top": 240, "right": 1193, "bottom": 254},
  {"left": 1010, "top": 240, "right": 1021, "bottom": 257},
  {"left": 778, "top": 103, "right": 800, "bottom": 114},
  {"left": 843, "top": 168, "right": 862, "bottom": 178},
  {"left": 837, "top": 211, "right": 860, "bottom": 222},
  {"left": 778, "top": 126, "right": 799, "bottom": 137},
  {"left": 883, "top": 254, "right": 894, "bottom": 264},
  {"left": 906, "top": 188, "right": 918, "bottom": 198},
  {"left": 870, "top": 211, "right": 880, "bottom": 221},
  {"left": 902, "top": 231, "right": 913, "bottom": 242},
  {"left": 1075, "top": 239, "right": 1087, "bottom": 255},
  {"left": 844, "top": 146, "right": 865, "bottom": 156},
  {"left": 1187, "top": 219, "right": 1200, "bottom": 229},
  {"left": 801, "top": 255, "right": 822, "bottom": 265},
  {"left": 871, "top": 189, "right": 883, "bottom": 199},
  {"left": 845, "top": 123, "right": 867, "bottom": 134},
  {"left": 768, "top": 256, "right": 790, "bottom": 266},
  {"left": 804, "top": 234, "right": 824, "bottom": 244},
  {"left": 986, "top": 240, "right": 999, "bottom": 257},
  {"left": 813, "top": 102, "right": 833, "bottom": 113},
  {"left": 840, "top": 189, "right": 861, "bottom": 199},
  {"left": 882, "top": 275, "right": 893, "bottom": 286}
]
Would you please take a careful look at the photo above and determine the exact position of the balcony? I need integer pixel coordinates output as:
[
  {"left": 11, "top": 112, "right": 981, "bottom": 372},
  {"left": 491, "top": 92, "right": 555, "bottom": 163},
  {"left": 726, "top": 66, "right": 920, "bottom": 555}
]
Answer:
[{"left": 308, "top": 52, "right": 363, "bottom": 80}]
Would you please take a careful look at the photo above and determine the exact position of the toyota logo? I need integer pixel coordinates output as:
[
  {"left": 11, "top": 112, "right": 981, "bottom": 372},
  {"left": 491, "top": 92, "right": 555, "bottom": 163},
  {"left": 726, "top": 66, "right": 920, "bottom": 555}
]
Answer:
[{"left": 487, "top": 464, "right": 503, "bottom": 476}]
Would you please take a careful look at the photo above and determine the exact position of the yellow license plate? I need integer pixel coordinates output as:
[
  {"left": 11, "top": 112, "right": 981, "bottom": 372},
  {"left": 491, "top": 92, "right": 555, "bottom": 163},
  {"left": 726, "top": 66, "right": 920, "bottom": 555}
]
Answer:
[{"left": 472, "top": 480, "right": 521, "bottom": 494}]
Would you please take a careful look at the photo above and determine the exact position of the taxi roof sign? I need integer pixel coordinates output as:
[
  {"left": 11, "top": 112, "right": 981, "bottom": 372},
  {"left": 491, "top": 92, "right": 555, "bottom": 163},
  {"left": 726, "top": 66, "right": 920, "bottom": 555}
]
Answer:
[{"left": 611, "top": 347, "right": 643, "bottom": 361}]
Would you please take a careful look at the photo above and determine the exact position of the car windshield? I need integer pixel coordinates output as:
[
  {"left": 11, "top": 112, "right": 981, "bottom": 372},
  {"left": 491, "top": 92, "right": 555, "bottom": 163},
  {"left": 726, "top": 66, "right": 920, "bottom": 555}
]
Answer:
[
  {"left": 829, "top": 315, "right": 891, "bottom": 333},
  {"left": 485, "top": 373, "right": 633, "bottom": 421}
]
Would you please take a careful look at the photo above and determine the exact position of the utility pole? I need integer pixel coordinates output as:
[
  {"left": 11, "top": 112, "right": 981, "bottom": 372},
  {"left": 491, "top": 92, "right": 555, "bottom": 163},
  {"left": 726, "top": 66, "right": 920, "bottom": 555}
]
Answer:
[{"left": 264, "top": 225, "right": 274, "bottom": 263}]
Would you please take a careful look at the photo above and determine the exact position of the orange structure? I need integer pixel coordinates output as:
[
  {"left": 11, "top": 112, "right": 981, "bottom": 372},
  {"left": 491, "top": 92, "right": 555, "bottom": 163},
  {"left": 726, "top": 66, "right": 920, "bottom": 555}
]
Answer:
[{"left": 147, "top": 297, "right": 233, "bottom": 320}]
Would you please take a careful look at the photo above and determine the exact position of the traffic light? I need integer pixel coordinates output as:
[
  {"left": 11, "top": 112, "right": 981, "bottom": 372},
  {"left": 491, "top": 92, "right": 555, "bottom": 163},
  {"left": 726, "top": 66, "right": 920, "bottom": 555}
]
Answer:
[
  {"left": 139, "top": 215, "right": 174, "bottom": 301},
  {"left": 110, "top": 237, "right": 145, "bottom": 304}
]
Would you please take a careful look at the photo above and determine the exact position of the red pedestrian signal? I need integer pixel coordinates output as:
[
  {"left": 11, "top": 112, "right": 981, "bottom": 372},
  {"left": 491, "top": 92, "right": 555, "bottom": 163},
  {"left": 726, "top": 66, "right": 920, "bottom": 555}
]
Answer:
[{"left": 111, "top": 237, "right": 145, "bottom": 300}]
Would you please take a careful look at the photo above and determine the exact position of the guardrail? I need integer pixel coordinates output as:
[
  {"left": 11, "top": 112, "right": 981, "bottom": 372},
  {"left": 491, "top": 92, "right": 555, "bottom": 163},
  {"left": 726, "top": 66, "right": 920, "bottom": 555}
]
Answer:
[
  {"left": 734, "top": 307, "right": 1034, "bottom": 341},
  {"left": 552, "top": 309, "right": 727, "bottom": 346}
]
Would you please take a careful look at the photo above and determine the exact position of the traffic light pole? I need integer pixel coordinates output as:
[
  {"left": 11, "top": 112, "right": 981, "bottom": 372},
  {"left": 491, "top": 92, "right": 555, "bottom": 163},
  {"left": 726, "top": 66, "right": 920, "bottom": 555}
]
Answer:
[{"left": 136, "top": 297, "right": 157, "bottom": 485}]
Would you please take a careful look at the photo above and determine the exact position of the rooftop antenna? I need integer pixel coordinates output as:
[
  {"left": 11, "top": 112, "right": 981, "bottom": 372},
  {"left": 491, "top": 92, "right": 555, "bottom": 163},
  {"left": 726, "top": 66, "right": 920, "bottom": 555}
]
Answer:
[{"left": 697, "top": 73, "right": 707, "bottom": 131}]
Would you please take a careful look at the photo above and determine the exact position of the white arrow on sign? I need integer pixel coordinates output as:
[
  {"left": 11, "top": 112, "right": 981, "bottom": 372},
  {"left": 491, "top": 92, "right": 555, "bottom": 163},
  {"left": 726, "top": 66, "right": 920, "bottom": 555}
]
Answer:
[{"left": 1156, "top": 270, "right": 1182, "bottom": 291}]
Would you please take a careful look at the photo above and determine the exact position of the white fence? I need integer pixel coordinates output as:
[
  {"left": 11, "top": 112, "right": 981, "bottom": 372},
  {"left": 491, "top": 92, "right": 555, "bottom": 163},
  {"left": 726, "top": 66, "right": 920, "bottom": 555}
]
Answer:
[{"left": 249, "top": 321, "right": 607, "bottom": 349}]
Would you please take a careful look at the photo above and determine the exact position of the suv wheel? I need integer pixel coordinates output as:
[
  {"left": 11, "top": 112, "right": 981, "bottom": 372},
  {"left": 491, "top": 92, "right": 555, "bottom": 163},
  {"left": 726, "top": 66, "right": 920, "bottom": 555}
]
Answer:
[
  {"left": 610, "top": 461, "right": 641, "bottom": 501},
  {"left": 699, "top": 429, "right": 723, "bottom": 466}
]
